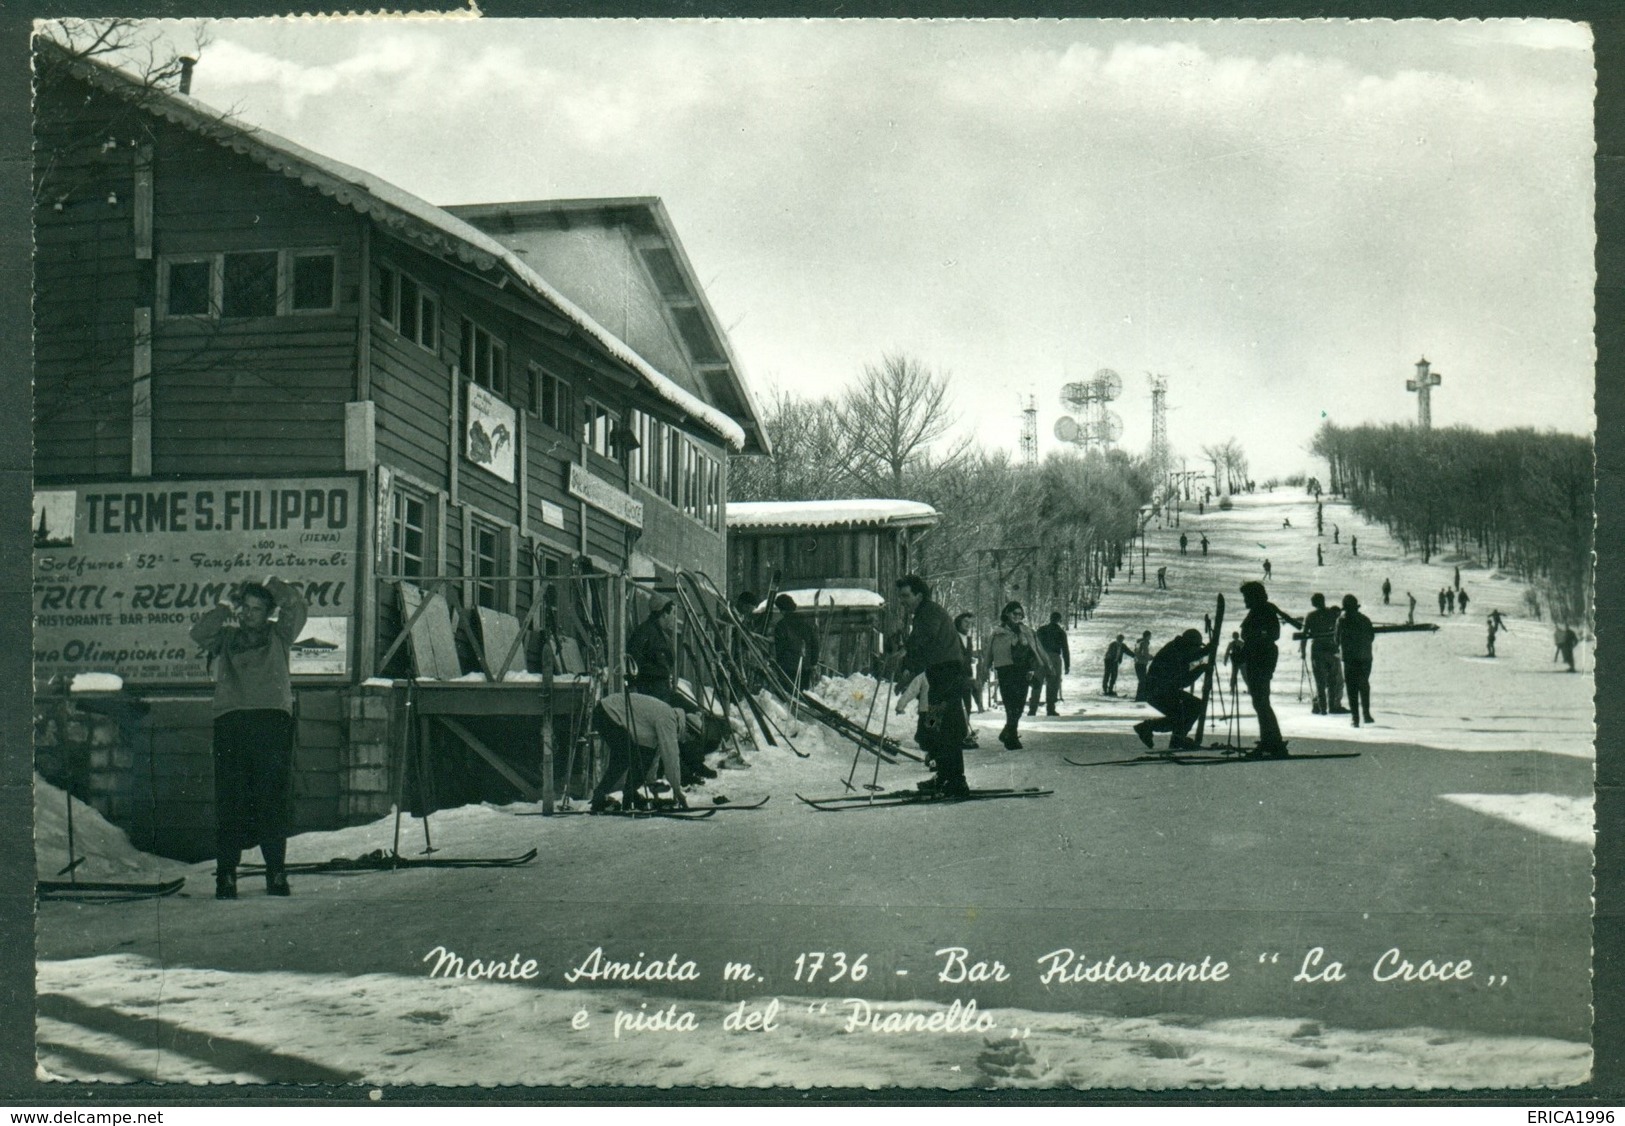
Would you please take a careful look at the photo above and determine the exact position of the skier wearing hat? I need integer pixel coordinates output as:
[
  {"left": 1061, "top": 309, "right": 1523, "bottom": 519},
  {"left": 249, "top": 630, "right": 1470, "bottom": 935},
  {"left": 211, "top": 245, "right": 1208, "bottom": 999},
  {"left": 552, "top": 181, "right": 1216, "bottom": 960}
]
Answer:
[
  {"left": 1131, "top": 628, "right": 1210, "bottom": 751},
  {"left": 1335, "top": 593, "right": 1376, "bottom": 728},
  {"left": 628, "top": 594, "right": 677, "bottom": 702}
]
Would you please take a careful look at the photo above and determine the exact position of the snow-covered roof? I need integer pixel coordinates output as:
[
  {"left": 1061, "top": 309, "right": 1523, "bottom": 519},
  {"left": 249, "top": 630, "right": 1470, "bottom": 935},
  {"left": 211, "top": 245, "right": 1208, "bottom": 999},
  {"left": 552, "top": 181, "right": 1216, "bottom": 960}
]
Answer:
[
  {"left": 52, "top": 45, "right": 746, "bottom": 451},
  {"left": 727, "top": 499, "right": 940, "bottom": 530},
  {"left": 758, "top": 588, "right": 887, "bottom": 613}
]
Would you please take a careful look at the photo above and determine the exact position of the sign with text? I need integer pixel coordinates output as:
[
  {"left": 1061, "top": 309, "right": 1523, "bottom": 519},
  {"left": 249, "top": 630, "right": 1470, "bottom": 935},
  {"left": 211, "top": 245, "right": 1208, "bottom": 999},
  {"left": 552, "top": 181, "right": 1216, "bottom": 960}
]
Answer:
[
  {"left": 32, "top": 476, "right": 362, "bottom": 685},
  {"left": 568, "top": 463, "right": 644, "bottom": 529}
]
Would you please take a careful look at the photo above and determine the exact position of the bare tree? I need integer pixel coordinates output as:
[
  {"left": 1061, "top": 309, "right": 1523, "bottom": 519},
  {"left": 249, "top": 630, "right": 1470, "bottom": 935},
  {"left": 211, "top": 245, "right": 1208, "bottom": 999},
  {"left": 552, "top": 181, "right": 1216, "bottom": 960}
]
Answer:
[
  {"left": 838, "top": 353, "right": 958, "bottom": 493},
  {"left": 727, "top": 390, "right": 854, "bottom": 501}
]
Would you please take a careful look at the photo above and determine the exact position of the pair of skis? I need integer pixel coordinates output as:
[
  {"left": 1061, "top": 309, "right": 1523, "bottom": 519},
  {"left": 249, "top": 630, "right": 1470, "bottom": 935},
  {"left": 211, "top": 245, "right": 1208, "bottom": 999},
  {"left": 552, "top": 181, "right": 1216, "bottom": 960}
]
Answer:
[
  {"left": 242, "top": 848, "right": 540, "bottom": 873},
  {"left": 797, "top": 786, "right": 1053, "bottom": 811},
  {"left": 553, "top": 795, "right": 770, "bottom": 820},
  {"left": 37, "top": 877, "right": 186, "bottom": 902}
]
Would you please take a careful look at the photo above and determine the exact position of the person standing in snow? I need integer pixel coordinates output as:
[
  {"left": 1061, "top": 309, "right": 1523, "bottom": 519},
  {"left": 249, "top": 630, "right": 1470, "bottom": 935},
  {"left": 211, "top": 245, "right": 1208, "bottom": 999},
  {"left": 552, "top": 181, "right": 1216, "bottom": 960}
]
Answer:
[
  {"left": 1200, "top": 533, "right": 1209, "bottom": 556},
  {"left": 1300, "top": 593, "right": 1346, "bottom": 716},
  {"left": 1457, "top": 588, "right": 1470, "bottom": 616},
  {"left": 954, "top": 611, "right": 984, "bottom": 716},
  {"left": 1239, "top": 580, "right": 1289, "bottom": 757},
  {"left": 628, "top": 595, "right": 678, "bottom": 701},
  {"left": 894, "top": 575, "right": 971, "bottom": 795},
  {"left": 1179, "top": 532, "right": 1189, "bottom": 555},
  {"left": 1407, "top": 591, "right": 1417, "bottom": 625},
  {"left": 1554, "top": 625, "right": 1580, "bottom": 672},
  {"left": 191, "top": 577, "right": 307, "bottom": 900},
  {"left": 1223, "top": 630, "right": 1245, "bottom": 696},
  {"left": 1132, "top": 630, "right": 1154, "bottom": 685},
  {"left": 1102, "top": 633, "right": 1127, "bottom": 696},
  {"left": 1028, "top": 611, "right": 1071, "bottom": 716},
  {"left": 1382, "top": 578, "right": 1392, "bottom": 605},
  {"left": 1335, "top": 594, "right": 1376, "bottom": 728},
  {"left": 771, "top": 594, "right": 820, "bottom": 689},
  {"left": 982, "top": 601, "right": 1050, "bottom": 751}
]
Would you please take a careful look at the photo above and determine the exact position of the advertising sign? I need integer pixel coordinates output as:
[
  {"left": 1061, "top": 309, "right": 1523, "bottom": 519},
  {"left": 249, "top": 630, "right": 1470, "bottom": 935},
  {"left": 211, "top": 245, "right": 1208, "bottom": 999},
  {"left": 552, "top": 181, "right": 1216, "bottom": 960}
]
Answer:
[
  {"left": 32, "top": 476, "right": 362, "bottom": 685},
  {"left": 465, "top": 382, "right": 516, "bottom": 483},
  {"left": 568, "top": 463, "right": 644, "bottom": 529}
]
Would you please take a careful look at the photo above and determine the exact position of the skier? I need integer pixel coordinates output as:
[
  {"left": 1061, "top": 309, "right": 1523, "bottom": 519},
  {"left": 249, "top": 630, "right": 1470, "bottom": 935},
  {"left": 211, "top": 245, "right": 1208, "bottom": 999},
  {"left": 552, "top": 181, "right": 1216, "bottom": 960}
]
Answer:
[
  {"left": 894, "top": 575, "right": 972, "bottom": 796},
  {"left": 1438, "top": 588, "right": 1450, "bottom": 615},
  {"left": 1157, "top": 565, "right": 1169, "bottom": 590},
  {"left": 1485, "top": 613, "right": 1501, "bottom": 658},
  {"left": 1102, "top": 633, "right": 1127, "bottom": 696},
  {"left": 1554, "top": 625, "right": 1579, "bottom": 672},
  {"left": 1223, "top": 631, "right": 1244, "bottom": 696},
  {"left": 1457, "top": 588, "right": 1470, "bottom": 615},
  {"left": 1332, "top": 525, "right": 1340, "bottom": 544},
  {"left": 1316, "top": 543, "right": 1324, "bottom": 567},
  {"left": 1316, "top": 503, "right": 1323, "bottom": 535},
  {"left": 1180, "top": 532, "right": 1189, "bottom": 555},
  {"left": 1200, "top": 534, "right": 1210, "bottom": 556},
  {"left": 1239, "top": 580, "right": 1290, "bottom": 757},
  {"left": 1407, "top": 592, "right": 1417, "bottom": 625},
  {"left": 628, "top": 595, "right": 678, "bottom": 701},
  {"left": 1335, "top": 594, "right": 1376, "bottom": 728},
  {"left": 589, "top": 691, "right": 696, "bottom": 813},
  {"left": 1263, "top": 559, "right": 1273, "bottom": 581},
  {"left": 1300, "top": 593, "right": 1347, "bottom": 715},
  {"left": 1351, "top": 535, "right": 1358, "bottom": 557},
  {"left": 191, "top": 577, "right": 307, "bottom": 900},
  {"left": 1028, "top": 611, "right": 1070, "bottom": 717},
  {"left": 1283, "top": 517, "right": 1292, "bottom": 529},
  {"left": 954, "top": 611, "right": 984, "bottom": 716},
  {"left": 1454, "top": 565, "right": 1461, "bottom": 591},
  {"left": 771, "top": 594, "right": 820, "bottom": 689},
  {"left": 1132, "top": 630, "right": 1154, "bottom": 686},
  {"left": 1382, "top": 578, "right": 1392, "bottom": 605},
  {"left": 1131, "top": 629, "right": 1210, "bottom": 752}
]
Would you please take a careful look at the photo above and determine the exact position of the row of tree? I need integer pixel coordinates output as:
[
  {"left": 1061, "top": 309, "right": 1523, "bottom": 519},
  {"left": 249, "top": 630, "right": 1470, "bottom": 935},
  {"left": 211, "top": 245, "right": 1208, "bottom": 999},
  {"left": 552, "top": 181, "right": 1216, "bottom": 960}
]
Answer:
[
  {"left": 730, "top": 354, "right": 1158, "bottom": 625},
  {"left": 1310, "top": 422, "right": 1593, "bottom": 627}
]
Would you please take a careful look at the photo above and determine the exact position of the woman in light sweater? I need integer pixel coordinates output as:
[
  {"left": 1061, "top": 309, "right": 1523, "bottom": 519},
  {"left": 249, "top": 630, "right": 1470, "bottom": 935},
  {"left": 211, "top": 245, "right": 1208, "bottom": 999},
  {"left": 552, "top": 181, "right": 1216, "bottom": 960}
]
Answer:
[
  {"left": 191, "top": 577, "right": 307, "bottom": 900},
  {"left": 980, "top": 601, "right": 1052, "bottom": 749}
]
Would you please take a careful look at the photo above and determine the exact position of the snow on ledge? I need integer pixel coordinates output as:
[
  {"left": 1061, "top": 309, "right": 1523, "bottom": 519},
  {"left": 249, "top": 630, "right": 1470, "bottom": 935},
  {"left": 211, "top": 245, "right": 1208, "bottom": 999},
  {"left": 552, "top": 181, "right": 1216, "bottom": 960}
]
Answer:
[
  {"left": 758, "top": 588, "right": 886, "bottom": 612},
  {"left": 727, "top": 499, "right": 939, "bottom": 530}
]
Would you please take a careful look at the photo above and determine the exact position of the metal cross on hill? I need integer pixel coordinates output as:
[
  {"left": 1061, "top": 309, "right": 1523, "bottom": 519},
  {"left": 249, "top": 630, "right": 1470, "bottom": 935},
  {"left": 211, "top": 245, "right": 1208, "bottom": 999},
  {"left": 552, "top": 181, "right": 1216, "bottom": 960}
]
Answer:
[{"left": 1406, "top": 357, "right": 1443, "bottom": 429}]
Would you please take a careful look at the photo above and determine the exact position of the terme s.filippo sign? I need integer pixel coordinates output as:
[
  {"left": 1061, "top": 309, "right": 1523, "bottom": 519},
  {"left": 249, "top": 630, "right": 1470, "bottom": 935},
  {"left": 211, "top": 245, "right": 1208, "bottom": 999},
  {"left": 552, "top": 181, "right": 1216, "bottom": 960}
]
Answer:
[{"left": 32, "top": 476, "right": 362, "bottom": 686}]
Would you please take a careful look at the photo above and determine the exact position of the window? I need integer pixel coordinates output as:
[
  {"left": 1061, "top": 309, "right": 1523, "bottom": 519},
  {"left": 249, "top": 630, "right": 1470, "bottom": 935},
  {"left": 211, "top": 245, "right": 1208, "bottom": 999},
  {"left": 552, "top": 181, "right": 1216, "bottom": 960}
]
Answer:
[
  {"left": 166, "top": 259, "right": 211, "bottom": 316},
  {"left": 378, "top": 265, "right": 438, "bottom": 352},
  {"left": 461, "top": 318, "right": 507, "bottom": 398},
  {"left": 160, "top": 249, "right": 339, "bottom": 319},
  {"left": 581, "top": 401, "right": 614, "bottom": 459},
  {"left": 470, "top": 518, "right": 503, "bottom": 611},
  {"left": 529, "top": 363, "right": 571, "bottom": 433},
  {"left": 389, "top": 488, "right": 429, "bottom": 580},
  {"left": 291, "top": 252, "right": 336, "bottom": 312},
  {"left": 706, "top": 456, "right": 722, "bottom": 532}
]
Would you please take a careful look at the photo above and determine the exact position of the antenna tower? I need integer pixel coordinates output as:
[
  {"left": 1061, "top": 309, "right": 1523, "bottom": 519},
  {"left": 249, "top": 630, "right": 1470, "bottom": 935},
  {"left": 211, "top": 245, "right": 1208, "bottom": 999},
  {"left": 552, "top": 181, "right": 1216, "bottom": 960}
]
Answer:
[
  {"left": 1148, "top": 374, "right": 1170, "bottom": 478},
  {"left": 1019, "top": 395, "right": 1038, "bottom": 466}
]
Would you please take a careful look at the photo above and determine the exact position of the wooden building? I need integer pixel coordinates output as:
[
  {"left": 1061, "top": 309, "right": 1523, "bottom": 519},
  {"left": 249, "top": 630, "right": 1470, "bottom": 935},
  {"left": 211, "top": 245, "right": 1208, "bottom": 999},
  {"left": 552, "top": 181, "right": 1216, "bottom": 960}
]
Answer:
[
  {"left": 32, "top": 44, "right": 768, "bottom": 858},
  {"left": 727, "top": 500, "right": 941, "bottom": 675}
]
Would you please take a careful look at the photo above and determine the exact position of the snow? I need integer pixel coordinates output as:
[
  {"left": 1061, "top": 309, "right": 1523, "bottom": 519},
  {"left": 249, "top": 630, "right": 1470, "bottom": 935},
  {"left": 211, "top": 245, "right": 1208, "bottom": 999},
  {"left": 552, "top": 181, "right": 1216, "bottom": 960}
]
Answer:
[
  {"left": 728, "top": 499, "right": 940, "bottom": 529},
  {"left": 69, "top": 672, "right": 124, "bottom": 693},
  {"left": 31, "top": 491, "right": 1593, "bottom": 1088},
  {"left": 63, "top": 47, "right": 748, "bottom": 452},
  {"left": 759, "top": 588, "right": 887, "bottom": 612}
]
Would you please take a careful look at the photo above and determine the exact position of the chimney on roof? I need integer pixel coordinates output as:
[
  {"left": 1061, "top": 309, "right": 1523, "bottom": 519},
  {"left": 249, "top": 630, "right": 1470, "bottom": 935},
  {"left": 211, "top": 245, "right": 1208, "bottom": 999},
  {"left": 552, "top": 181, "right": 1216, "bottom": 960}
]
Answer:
[{"left": 177, "top": 57, "right": 197, "bottom": 95}]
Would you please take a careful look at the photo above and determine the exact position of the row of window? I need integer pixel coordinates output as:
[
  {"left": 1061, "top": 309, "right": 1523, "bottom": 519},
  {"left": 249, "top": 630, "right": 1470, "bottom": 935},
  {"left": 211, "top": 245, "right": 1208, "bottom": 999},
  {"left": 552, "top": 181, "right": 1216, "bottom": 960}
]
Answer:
[
  {"left": 629, "top": 410, "right": 724, "bottom": 534},
  {"left": 161, "top": 249, "right": 336, "bottom": 318},
  {"left": 388, "top": 486, "right": 564, "bottom": 612}
]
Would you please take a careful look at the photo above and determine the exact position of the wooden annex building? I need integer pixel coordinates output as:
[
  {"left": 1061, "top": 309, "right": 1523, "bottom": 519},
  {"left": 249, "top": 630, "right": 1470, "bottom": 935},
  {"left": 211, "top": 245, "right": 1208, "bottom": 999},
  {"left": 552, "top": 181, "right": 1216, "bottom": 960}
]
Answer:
[
  {"left": 726, "top": 499, "right": 941, "bottom": 675},
  {"left": 32, "top": 43, "right": 769, "bottom": 859}
]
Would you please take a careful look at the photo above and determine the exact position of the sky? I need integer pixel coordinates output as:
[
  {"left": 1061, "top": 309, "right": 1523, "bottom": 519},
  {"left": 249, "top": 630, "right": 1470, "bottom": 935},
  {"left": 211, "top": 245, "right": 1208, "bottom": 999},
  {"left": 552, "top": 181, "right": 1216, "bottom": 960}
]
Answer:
[{"left": 113, "top": 17, "right": 1596, "bottom": 480}]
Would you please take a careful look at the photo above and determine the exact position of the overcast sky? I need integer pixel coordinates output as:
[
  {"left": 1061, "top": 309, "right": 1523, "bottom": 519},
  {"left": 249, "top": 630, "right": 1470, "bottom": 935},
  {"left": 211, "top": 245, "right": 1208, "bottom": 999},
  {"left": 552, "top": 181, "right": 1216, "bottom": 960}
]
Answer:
[{"left": 126, "top": 17, "right": 1595, "bottom": 479}]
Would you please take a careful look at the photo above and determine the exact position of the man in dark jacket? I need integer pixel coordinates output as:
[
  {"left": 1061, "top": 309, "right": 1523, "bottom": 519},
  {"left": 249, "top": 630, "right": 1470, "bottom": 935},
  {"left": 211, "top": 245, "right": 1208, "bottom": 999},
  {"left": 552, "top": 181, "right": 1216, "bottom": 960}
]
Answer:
[
  {"left": 1028, "top": 611, "right": 1071, "bottom": 716},
  {"left": 1240, "top": 580, "right": 1290, "bottom": 757},
  {"left": 1102, "top": 633, "right": 1127, "bottom": 696},
  {"left": 1336, "top": 593, "right": 1376, "bottom": 727},
  {"left": 628, "top": 595, "right": 677, "bottom": 701},
  {"left": 1132, "top": 628, "right": 1209, "bottom": 751},
  {"left": 1300, "top": 593, "right": 1347, "bottom": 715},
  {"left": 771, "top": 594, "right": 821, "bottom": 689},
  {"left": 894, "top": 574, "right": 970, "bottom": 797}
]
